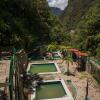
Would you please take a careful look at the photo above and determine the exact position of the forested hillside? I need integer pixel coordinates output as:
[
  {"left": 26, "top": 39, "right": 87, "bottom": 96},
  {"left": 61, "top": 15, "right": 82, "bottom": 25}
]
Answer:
[
  {"left": 60, "top": 0, "right": 93, "bottom": 31},
  {"left": 60, "top": 0, "right": 100, "bottom": 58},
  {"left": 0, "top": 0, "right": 100, "bottom": 58},
  {"left": 0, "top": 0, "right": 65, "bottom": 50}
]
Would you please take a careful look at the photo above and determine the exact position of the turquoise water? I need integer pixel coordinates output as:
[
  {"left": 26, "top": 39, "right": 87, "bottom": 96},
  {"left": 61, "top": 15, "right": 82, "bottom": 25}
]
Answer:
[
  {"left": 36, "top": 81, "right": 67, "bottom": 100},
  {"left": 29, "top": 63, "right": 57, "bottom": 73}
]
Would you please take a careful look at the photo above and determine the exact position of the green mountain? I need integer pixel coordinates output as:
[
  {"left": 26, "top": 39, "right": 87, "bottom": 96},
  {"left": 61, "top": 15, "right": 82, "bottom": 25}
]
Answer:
[
  {"left": 60, "top": 0, "right": 100, "bottom": 58},
  {"left": 50, "top": 7, "right": 63, "bottom": 16},
  {"left": 60, "top": 0, "right": 94, "bottom": 31}
]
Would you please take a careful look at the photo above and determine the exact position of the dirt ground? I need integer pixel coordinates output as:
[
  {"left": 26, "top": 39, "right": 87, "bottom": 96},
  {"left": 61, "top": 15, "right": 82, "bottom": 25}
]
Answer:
[{"left": 56, "top": 60, "right": 100, "bottom": 100}]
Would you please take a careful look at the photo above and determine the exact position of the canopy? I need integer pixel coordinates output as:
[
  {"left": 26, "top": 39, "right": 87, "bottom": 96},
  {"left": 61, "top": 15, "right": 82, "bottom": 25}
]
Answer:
[{"left": 74, "top": 51, "right": 88, "bottom": 57}]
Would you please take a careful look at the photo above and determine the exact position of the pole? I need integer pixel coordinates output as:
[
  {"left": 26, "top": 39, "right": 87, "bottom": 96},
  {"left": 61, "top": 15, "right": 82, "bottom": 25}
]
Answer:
[
  {"left": 85, "top": 78, "right": 89, "bottom": 100},
  {"left": 9, "top": 48, "right": 16, "bottom": 100}
]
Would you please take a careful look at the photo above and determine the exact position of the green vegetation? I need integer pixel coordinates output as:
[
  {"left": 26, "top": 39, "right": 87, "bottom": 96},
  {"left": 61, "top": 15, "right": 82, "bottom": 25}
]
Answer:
[
  {"left": 60, "top": 0, "right": 100, "bottom": 59},
  {"left": 0, "top": 0, "right": 65, "bottom": 50},
  {"left": 76, "top": 0, "right": 100, "bottom": 58},
  {"left": 0, "top": 0, "right": 99, "bottom": 59},
  {"left": 60, "top": 0, "right": 94, "bottom": 31}
]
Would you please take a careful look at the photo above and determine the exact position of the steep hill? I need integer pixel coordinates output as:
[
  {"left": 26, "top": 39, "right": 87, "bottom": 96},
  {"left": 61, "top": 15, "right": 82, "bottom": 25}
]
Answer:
[
  {"left": 60, "top": 0, "right": 93, "bottom": 31},
  {"left": 60, "top": 0, "right": 100, "bottom": 58}
]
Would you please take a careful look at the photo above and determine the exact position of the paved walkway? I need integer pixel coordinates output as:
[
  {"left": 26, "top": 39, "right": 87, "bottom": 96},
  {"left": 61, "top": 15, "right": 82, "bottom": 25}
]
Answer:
[
  {"left": 0, "top": 60, "right": 10, "bottom": 90},
  {"left": 57, "top": 60, "right": 100, "bottom": 100}
]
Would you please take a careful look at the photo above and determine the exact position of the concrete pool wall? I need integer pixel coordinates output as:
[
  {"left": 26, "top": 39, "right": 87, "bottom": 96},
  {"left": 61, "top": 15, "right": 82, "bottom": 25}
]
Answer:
[
  {"left": 31, "top": 79, "right": 74, "bottom": 100},
  {"left": 27, "top": 62, "right": 61, "bottom": 74}
]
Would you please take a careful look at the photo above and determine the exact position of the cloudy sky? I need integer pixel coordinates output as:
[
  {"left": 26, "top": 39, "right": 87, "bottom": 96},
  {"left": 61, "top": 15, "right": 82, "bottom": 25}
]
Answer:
[{"left": 47, "top": 0, "right": 68, "bottom": 10}]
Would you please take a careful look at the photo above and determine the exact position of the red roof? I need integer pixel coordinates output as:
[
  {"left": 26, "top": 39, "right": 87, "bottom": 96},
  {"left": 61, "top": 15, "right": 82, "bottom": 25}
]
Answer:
[
  {"left": 74, "top": 51, "right": 88, "bottom": 57},
  {"left": 69, "top": 48, "right": 88, "bottom": 57}
]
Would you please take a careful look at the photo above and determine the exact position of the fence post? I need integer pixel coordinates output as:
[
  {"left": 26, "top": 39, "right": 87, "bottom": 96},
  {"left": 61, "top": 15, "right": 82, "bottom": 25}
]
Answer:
[{"left": 9, "top": 48, "right": 16, "bottom": 100}]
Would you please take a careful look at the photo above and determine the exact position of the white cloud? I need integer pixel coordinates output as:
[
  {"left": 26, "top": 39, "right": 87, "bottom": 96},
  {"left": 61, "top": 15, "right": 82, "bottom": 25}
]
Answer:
[{"left": 47, "top": 0, "right": 68, "bottom": 10}]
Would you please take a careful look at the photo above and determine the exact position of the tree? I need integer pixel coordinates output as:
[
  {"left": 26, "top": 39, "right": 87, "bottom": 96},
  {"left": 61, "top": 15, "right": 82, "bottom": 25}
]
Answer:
[
  {"left": 46, "top": 44, "right": 58, "bottom": 52},
  {"left": 63, "top": 55, "right": 73, "bottom": 75},
  {"left": 46, "top": 44, "right": 74, "bottom": 75},
  {"left": 0, "top": 0, "right": 65, "bottom": 50}
]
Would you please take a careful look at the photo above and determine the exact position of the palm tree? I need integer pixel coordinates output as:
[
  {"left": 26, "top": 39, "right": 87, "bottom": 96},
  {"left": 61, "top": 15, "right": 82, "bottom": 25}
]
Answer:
[
  {"left": 57, "top": 45, "right": 73, "bottom": 75},
  {"left": 63, "top": 55, "right": 73, "bottom": 75},
  {"left": 47, "top": 44, "right": 57, "bottom": 52},
  {"left": 46, "top": 44, "right": 58, "bottom": 60},
  {"left": 46, "top": 44, "right": 73, "bottom": 75},
  {"left": 47, "top": 44, "right": 71, "bottom": 53}
]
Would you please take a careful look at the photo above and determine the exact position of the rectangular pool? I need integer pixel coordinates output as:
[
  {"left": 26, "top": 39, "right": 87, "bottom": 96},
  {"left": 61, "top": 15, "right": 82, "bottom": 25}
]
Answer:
[
  {"left": 27, "top": 62, "right": 61, "bottom": 74},
  {"left": 33, "top": 80, "right": 74, "bottom": 100}
]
